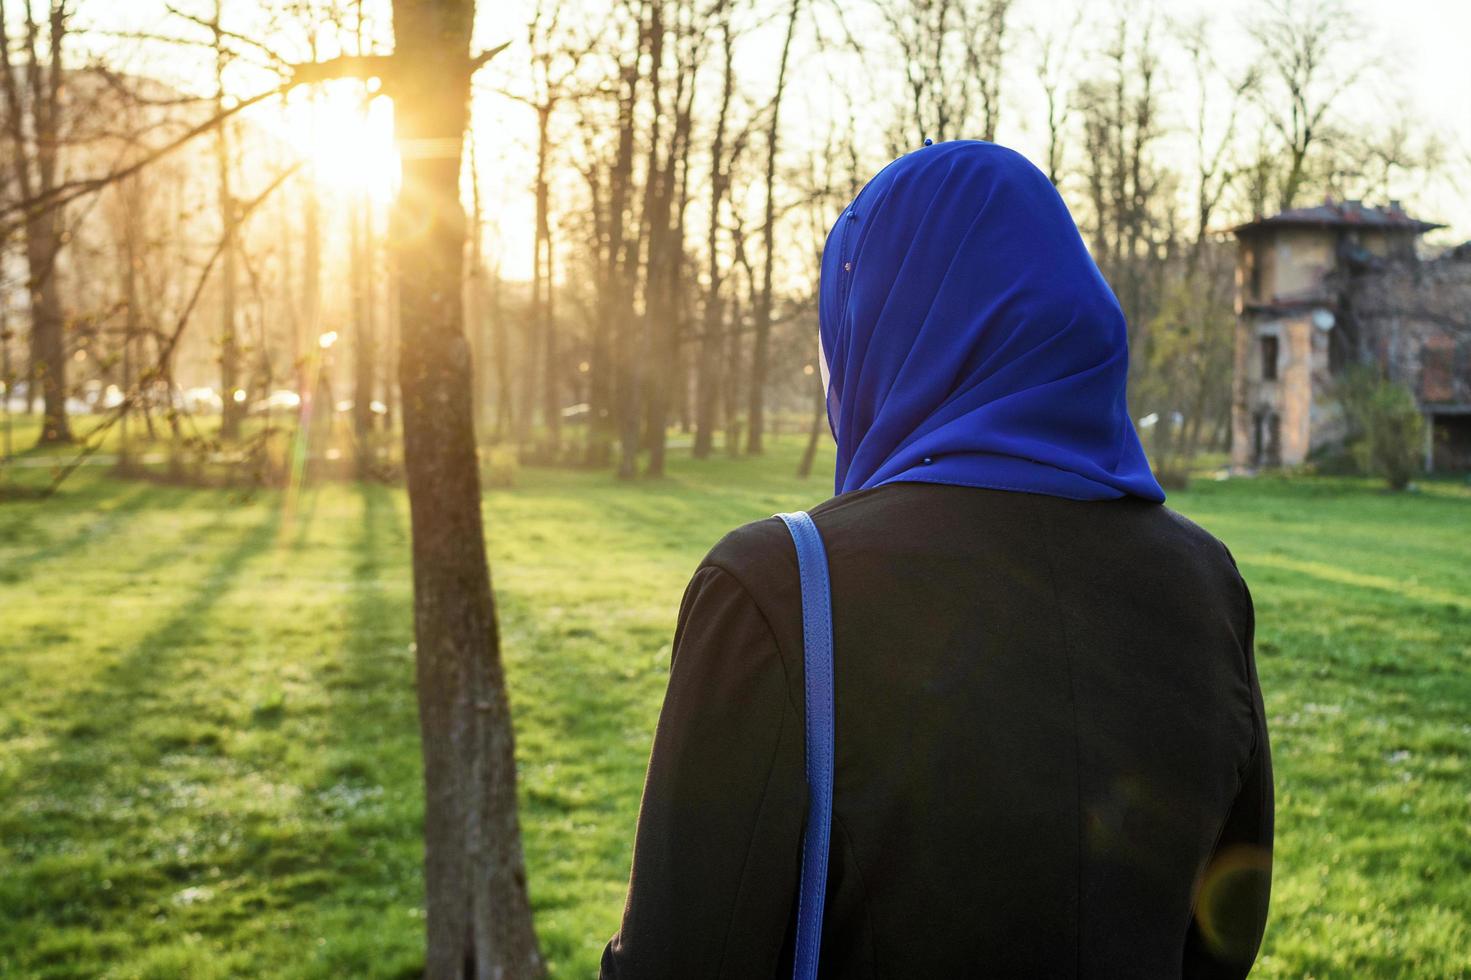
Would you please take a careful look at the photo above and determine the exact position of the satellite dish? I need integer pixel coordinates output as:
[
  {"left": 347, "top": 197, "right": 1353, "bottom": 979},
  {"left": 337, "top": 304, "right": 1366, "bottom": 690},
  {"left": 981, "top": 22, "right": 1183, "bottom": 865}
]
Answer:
[{"left": 1312, "top": 309, "right": 1336, "bottom": 331}]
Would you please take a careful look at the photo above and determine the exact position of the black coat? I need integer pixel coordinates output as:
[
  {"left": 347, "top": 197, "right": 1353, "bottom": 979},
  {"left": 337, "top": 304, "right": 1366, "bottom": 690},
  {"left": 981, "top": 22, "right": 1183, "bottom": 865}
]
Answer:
[{"left": 601, "top": 482, "right": 1272, "bottom": 978}]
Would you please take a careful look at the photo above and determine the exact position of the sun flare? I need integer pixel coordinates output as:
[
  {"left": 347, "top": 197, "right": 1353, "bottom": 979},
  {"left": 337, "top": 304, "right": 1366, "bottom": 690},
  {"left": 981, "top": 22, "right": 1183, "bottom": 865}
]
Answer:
[{"left": 282, "top": 81, "right": 399, "bottom": 204}]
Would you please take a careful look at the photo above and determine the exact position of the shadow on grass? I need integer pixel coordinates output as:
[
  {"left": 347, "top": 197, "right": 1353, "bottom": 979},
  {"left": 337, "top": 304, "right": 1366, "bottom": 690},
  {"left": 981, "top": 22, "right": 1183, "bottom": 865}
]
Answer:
[
  {"left": 1, "top": 481, "right": 162, "bottom": 576},
  {"left": 269, "top": 481, "right": 425, "bottom": 975},
  {"left": 306, "top": 484, "right": 415, "bottom": 816},
  {"left": 327, "top": 481, "right": 416, "bottom": 765},
  {"left": 1, "top": 496, "right": 285, "bottom": 805},
  {"left": 286, "top": 483, "right": 325, "bottom": 554},
  {"left": 0, "top": 495, "right": 286, "bottom": 957}
]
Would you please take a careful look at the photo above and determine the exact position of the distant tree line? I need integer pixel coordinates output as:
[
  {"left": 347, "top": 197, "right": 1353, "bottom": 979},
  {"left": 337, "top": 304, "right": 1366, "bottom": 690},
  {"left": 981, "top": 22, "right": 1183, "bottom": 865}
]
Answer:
[
  {"left": 0, "top": 0, "right": 1450, "bottom": 484},
  {"left": 459, "top": 0, "right": 1445, "bottom": 481}
]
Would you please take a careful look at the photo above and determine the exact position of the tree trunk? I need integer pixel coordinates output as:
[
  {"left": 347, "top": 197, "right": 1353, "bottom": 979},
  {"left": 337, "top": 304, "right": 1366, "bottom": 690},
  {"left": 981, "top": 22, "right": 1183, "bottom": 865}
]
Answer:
[
  {"left": 23, "top": 213, "right": 69, "bottom": 444},
  {"left": 797, "top": 379, "right": 824, "bottom": 478},
  {"left": 643, "top": 0, "right": 695, "bottom": 478},
  {"left": 1, "top": 299, "right": 12, "bottom": 461},
  {"left": 389, "top": 2, "right": 544, "bottom": 977},
  {"left": 385, "top": 236, "right": 402, "bottom": 433},
  {"left": 616, "top": 0, "right": 662, "bottom": 480},
  {"left": 692, "top": 309, "right": 719, "bottom": 458},
  {"left": 2, "top": 2, "right": 72, "bottom": 445},
  {"left": 541, "top": 256, "right": 560, "bottom": 455},
  {"left": 587, "top": 55, "right": 639, "bottom": 469},
  {"left": 120, "top": 174, "right": 142, "bottom": 466},
  {"left": 541, "top": 243, "right": 559, "bottom": 456},
  {"left": 693, "top": 8, "right": 734, "bottom": 460},
  {"left": 745, "top": 0, "right": 801, "bottom": 455},
  {"left": 724, "top": 292, "right": 744, "bottom": 456},
  {"left": 516, "top": 298, "right": 540, "bottom": 452},
  {"left": 214, "top": 2, "right": 243, "bottom": 441},
  {"left": 534, "top": 104, "right": 560, "bottom": 458},
  {"left": 585, "top": 265, "right": 612, "bottom": 464},
  {"left": 351, "top": 0, "right": 376, "bottom": 462},
  {"left": 491, "top": 266, "right": 513, "bottom": 442},
  {"left": 300, "top": 168, "right": 323, "bottom": 454},
  {"left": 352, "top": 191, "right": 376, "bottom": 460}
]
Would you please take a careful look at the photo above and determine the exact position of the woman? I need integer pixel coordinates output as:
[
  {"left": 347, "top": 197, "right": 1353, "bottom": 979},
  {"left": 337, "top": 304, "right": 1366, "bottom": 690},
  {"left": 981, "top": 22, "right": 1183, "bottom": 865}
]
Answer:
[{"left": 601, "top": 140, "right": 1272, "bottom": 978}]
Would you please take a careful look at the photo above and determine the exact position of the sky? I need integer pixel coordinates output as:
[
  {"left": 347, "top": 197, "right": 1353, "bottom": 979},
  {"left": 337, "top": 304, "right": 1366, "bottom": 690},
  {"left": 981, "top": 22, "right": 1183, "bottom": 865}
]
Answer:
[
  {"left": 475, "top": 0, "right": 1471, "bottom": 278},
  {"left": 988, "top": 0, "right": 1470, "bottom": 243},
  {"left": 63, "top": 0, "right": 1471, "bottom": 281}
]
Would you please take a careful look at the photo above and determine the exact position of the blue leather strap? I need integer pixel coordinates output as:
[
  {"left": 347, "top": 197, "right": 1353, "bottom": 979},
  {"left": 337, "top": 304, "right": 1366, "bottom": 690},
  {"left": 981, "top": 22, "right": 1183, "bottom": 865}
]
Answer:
[{"left": 776, "top": 511, "right": 834, "bottom": 980}]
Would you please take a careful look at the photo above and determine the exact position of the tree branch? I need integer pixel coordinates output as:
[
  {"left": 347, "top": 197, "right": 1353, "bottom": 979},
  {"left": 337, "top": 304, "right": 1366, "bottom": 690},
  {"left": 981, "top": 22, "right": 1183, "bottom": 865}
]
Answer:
[
  {"left": 469, "top": 41, "right": 513, "bottom": 74},
  {"left": 0, "top": 80, "right": 291, "bottom": 235},
  {"left": 289, "top": 53, "right": 395, "bottom": 85},
  {"left": 0, "top": 38, "right": 509, "bottom": 238},
  {"left": 42, "top": 161, "right": 302, "bottom": 496},
  {"left": 164, "top": 3, "right": 295, "bottom": 70}
]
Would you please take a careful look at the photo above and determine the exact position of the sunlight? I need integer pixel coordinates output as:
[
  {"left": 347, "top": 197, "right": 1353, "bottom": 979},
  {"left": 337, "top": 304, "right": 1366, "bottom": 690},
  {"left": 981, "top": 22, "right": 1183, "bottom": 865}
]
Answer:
[{"left": 281, "top": 80, "right": 399, "bottom": 204}]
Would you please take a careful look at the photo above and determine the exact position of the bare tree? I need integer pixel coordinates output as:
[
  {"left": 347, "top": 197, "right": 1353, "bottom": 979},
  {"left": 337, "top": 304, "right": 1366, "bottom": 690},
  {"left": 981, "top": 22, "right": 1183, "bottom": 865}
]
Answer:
[
  {"left": 1246, "top": 0, "right": 1368, "bottom": 210},
  {"left": 1175, "top": 15, "right": 1258, "bottom": 279},
  {"left": 576, "top": 0, "right": 642, "bottom": 469},
  {"left": 349, "top": 0, "right": 379, "bottom": 466},
  {"left": 0, "top": 0, "right": 72, "bottom": 444},
  {"left": 495, "top": 1, "right": 593, "bottom": 460},
  {"left": 210, "top": 0, "right": 245, "bottom": 440},
  {"left": 1337, "top": 111, "right": 1445, "bottom": 206},
  {"left": 1074, "top": 10, "right": 1169, "bottom": 347},
  {"left": 612, "top": 0, "right": 657, "bottom": 478},
  {"left": 872, "top": 0, "right": 1013, "bottom": 150},
  {"left": 692, "top": 0, "right": 740, "bottom": 460},
  {"left": 744, "top": 0, "right": 801, "bottom": 455},
  {"left": 642, "top": 0, "right": 704, "bottom": 476},
  {"left": 1026, "top": 4, "right": 1082, "bottom": 185}
]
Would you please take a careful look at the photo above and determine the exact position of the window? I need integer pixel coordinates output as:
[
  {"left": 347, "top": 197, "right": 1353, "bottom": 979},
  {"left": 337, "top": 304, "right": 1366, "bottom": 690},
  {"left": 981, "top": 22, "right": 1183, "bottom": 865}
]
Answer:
[{"left": 1260, "top": 335, "right": 1279, "bottom": 381}]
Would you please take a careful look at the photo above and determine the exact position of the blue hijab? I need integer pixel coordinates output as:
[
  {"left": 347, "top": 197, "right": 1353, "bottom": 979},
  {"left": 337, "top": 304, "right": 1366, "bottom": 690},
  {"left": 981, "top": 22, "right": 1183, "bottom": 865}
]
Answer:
[{"left": 819, "top": 140, "right": 1165, "bottom": 503}]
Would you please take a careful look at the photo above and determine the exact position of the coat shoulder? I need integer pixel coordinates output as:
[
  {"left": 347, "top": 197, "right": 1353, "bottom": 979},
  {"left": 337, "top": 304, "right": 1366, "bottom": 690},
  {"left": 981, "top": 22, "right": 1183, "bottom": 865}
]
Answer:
[
  {"left": 702, "top": 514, "right": 799, "bottom": 591},
  {"left": 1156, "top": 504, "right": 1244, "bottom": 574},
  {"left": 701, "top": 493, "right": 861, "bottom": 586}
]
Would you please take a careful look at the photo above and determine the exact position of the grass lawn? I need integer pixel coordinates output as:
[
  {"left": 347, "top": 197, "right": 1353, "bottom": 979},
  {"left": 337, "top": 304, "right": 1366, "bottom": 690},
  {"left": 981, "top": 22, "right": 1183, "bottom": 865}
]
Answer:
[{"left": 1, "top": 435, "right": 1469, "bottom": 978}]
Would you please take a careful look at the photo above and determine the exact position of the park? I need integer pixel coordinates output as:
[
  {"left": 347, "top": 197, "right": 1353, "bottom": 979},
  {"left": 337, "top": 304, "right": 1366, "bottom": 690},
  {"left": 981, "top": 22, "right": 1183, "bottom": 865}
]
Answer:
[
  {"left": 1, "top": 427, "right": 1468, "bottom": 976},
  {"left": 3, "top": 0, "right": 1471, "bottom": 975}
]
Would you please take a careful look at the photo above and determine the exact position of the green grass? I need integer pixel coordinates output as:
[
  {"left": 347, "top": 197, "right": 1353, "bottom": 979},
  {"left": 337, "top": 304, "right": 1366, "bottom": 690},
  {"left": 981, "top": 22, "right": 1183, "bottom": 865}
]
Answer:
[{"left": 1, "top": 438, "right": 1468, "bottom": 978}]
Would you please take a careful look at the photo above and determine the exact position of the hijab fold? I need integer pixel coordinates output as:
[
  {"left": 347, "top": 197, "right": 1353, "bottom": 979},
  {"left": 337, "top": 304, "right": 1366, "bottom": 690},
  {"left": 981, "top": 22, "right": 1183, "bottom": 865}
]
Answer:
[{"left": 819, "top": 140, "right": 1165, "bottom": 503}]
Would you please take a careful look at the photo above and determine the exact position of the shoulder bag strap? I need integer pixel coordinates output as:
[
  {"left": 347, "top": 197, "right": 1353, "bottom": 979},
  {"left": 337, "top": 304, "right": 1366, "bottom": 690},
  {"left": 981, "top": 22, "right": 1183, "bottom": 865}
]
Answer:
[{"left": 775, "top": 510, "right": 835, "bottom": 980}]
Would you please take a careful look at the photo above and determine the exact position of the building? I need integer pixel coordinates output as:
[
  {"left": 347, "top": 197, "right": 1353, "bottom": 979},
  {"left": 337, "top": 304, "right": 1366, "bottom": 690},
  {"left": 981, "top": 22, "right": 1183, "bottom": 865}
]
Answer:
[{"left": 1230, "top": 199, "right": 1471, "bottom": 472}]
